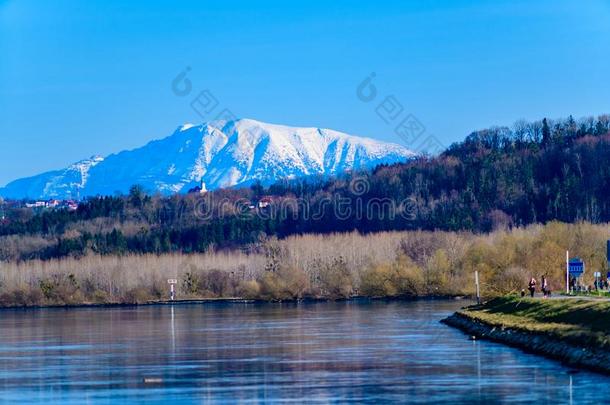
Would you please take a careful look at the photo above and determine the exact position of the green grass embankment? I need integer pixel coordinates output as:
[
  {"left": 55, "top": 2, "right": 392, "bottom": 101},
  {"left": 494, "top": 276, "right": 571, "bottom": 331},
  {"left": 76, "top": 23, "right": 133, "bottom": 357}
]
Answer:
[
  {"left": 443, "top": 296, "right": 610, "bottom": 373},
  {"left": 453, "top": 296, "right": 610, "bottom": 349}
]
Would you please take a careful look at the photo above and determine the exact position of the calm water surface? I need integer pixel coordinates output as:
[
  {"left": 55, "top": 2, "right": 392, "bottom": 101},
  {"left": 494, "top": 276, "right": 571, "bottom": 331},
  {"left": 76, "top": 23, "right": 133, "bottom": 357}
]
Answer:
[{"left": 0, "top": 300, "right": 608, "bottom": 404}]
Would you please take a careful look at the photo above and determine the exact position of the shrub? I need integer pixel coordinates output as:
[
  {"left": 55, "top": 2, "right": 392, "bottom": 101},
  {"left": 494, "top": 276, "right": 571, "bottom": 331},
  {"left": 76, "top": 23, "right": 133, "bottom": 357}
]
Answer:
[
  {"left": 488, "top": 266, "right": 527, "bottom": 295},
  {"left": 360, "top": 257, "right": 423, "bottom": 297},
  {"left": 198, "top": 269, "right": 231, "bottom": 297},
  {"left": 91, "top": 289, "right": 110, "bottom": 304},
  {"left": 37, "top": 273, "right": 80, "bottom": 304},
  {"left": 258, "top": 271, "right": 284, "bottom": 300},
  {"left": 0, "top": 288, "right": 43, "bottom": 306},
  {"left": 360, "top": 264, "right": 397, "bottom": 297},
  {"left": 123, "top": 287, "right": 152, "bottom": 303},
  {"left": 277, "top": 266, "right": 309, "bottom": 299},
  {"left": 181, "top": 271, "right": 200, "bottom": 295},
  {"left": 257, "top": 266, "right": 310, "bottom": 300},
  {"left": 238, "top": 280, "right": 261, "bottom": 299},
  {"left": 319, "top": 257, "right": 353, "bottom": 299}
]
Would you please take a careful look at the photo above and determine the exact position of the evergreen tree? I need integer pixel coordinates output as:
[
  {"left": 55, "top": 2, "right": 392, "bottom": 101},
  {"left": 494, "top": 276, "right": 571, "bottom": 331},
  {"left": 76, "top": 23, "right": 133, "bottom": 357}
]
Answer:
[{"left": 542, "top": 118, "right": 551, "bottom": 145}]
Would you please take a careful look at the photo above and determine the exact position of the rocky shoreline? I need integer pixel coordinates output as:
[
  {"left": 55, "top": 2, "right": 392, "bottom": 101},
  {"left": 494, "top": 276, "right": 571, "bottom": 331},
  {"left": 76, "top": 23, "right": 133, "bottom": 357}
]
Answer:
[{"left": 442, "top": 311, "right": 610, "bottom": 375}]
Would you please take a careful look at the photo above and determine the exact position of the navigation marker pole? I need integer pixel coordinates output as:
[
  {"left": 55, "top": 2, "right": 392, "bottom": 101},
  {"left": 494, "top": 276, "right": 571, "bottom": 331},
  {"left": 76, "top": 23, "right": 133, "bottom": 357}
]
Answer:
[
  {"left": 475, "top": 271, "right": 480, "bottom": 305},
  {"left": 168, "top": 279, "right": 178, "bottom": 301},
  {"left": 566, "top": 250, "right": 569, "bottom": 294}
]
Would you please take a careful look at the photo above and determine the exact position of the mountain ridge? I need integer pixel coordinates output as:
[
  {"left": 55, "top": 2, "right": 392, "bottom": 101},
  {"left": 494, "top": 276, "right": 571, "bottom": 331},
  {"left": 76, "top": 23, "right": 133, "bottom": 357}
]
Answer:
[{"left": 0, "top": 118, "right": 415, "bottom": 199}]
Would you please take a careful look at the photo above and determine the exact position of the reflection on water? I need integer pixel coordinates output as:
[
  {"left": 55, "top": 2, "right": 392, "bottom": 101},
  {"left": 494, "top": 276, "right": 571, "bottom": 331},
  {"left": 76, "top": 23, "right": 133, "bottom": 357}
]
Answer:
[{"left": 0, "top": 300, "right": 608, "bottom": 403}]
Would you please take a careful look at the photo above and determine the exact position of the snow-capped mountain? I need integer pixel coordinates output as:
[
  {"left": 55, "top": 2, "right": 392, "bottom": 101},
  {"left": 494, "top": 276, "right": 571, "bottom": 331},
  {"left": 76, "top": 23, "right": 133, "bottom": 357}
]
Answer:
[{"left": 0, "top": 118, "right": 416, "bottom": 199}]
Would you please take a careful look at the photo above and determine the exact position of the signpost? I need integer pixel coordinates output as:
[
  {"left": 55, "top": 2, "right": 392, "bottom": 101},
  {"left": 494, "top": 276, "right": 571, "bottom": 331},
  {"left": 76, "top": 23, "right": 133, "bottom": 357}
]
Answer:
[
  {"left": 167, "top": 279, "right": 178, "bottom": 301},
  {"left": 567, "top": 257, "right": 584, "bottom": 293},
  {"left": 566, "top": 250, "right": 569, "bottom": 294},
  {"left": 607, "top": 240, "right": 610, "bottom": 268},
  {"left": 568, "top": 258, "right": 585, "bottom": 276}
]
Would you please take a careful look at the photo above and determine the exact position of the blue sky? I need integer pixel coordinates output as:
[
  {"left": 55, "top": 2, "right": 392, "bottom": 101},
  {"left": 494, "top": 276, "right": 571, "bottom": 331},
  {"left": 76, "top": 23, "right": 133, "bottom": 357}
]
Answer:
[{"left": 1, "top": 0, "right": 609, "bottom": 186}]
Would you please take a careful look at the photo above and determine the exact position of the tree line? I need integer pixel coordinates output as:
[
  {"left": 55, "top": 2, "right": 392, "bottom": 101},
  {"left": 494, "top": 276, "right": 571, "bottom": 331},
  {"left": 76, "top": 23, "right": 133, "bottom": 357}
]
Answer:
[
  {"left": 1, "top": 222, "right": 607, "bottom": 306},
  {"left": 1, "top": 114, "right": 610, "bottom": 261}
]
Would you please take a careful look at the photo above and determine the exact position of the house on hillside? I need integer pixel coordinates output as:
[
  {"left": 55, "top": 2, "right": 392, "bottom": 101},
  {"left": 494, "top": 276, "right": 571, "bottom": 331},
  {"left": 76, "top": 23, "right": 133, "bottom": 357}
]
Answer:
[
  {"left": 63, "top": 200, "right": 79, "bottom": 211},
  {"left": 25, "top": 201, "right": 46, "bottom": 208},
  {"left": 258, "top": 196, "right": 274, "bottom": 209}
]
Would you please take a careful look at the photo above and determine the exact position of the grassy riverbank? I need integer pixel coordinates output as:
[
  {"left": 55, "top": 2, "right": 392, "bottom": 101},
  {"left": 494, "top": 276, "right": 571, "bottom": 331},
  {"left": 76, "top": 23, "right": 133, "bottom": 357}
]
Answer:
[
  {"left": 453, "top": 297, "right": 610, "bottom": 347},
  {"left": 443, "top": 296, "right": 610, "bottom": 373}
]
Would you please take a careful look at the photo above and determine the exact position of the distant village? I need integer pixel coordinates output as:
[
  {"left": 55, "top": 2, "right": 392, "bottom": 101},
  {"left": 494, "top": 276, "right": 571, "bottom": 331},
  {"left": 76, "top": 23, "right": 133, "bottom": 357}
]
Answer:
[
  {"left": 1, "top": 198, "right": 78, "bottom": 210},
  {"left": 0, "top": 198, "right": 79, "bottom": 222},
  {"left": 0, "top": 181, "right": 278, "bottom": 224}
]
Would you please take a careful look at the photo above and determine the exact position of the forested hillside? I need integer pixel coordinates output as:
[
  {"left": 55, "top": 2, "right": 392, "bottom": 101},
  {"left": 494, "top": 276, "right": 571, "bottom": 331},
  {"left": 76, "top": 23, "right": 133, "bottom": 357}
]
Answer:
[{"left": 1, "top": 114, "right": 609, "bottom": 261}]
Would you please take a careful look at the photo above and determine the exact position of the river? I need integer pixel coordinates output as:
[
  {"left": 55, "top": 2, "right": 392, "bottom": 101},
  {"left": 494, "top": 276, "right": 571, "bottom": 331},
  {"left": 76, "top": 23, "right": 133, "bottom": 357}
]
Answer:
[{"left": 0, "top": 300, "right": 608, "bottom": 403}]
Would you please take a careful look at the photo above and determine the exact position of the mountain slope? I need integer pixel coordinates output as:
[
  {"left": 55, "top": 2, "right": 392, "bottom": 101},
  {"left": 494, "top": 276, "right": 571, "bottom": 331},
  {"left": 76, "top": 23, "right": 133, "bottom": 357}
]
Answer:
[
  {"left": 0, "top": 118, "right": 416, "bottom": 199},
  {"left": 0, "top": 156, "right": 104, "bottom": 200}
]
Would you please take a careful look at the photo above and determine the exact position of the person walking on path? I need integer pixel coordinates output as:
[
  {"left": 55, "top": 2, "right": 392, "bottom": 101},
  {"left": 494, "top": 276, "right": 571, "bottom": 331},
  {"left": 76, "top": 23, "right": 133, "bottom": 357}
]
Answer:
[
  {"left": 528, "top": 277, "right": 537, "bottom": 298},
  {"left": 541, "top": 275, "right": 549, "bottom": 298}
]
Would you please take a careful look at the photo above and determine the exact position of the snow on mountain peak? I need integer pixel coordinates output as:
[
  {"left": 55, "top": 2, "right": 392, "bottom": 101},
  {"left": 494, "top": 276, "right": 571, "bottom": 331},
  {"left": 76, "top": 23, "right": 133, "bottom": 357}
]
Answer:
[
  {"left": 179, "top": 123, "right": 196, "bottom": 132},
  {"left": 0, "top": 119, "right": 417, "bottom": 200}
]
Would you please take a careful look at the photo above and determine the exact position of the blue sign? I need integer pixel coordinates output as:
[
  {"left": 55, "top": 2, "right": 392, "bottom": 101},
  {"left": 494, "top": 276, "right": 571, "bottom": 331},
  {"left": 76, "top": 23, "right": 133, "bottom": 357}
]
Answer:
[{"left": 569, "top": 258, "right": 585, "bottom": 276}]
